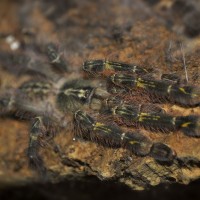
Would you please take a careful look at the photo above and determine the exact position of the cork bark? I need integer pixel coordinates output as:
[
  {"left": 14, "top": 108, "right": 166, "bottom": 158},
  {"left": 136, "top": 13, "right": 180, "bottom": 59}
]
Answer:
[{"left": 0, "top": 0, "right": 200, "bottom": 191}]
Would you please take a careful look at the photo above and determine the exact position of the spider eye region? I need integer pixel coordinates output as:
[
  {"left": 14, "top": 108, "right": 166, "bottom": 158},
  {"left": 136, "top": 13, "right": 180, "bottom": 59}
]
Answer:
[
  {"left": 57, "top": 80, "right": 94, "bottom": 112},
  {"left": 63, "top": 88, "right": 91, "bottom": 101}
]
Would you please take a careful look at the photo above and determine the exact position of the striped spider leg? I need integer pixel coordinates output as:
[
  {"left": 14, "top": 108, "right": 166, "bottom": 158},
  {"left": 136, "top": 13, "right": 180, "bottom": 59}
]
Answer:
[
  {"left": 102, "top": 97, "right": 200, "bottom": 137},
  {"left": 73, "top": 110, "right": 176, "bottom": 164},
  {"left": 28, "top": 115, "right": 61, "bottom": 177},
  {"left": 83, "top": 59, "right": 183, "bottom": 84},
  {"left": 109, "top": 73, "right": 200, "bottom": 107},
  {"left": 83, "top": 60, "right": 198, "bottom": 106},
  {"left": 83, "top": 60, "right": 152, "bottom": 76}
]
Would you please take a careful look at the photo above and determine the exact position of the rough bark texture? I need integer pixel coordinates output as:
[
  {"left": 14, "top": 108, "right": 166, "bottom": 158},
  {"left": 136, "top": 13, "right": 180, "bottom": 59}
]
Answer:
[{"left": 0, "top": 0, "right": 200, "bottom": 195}]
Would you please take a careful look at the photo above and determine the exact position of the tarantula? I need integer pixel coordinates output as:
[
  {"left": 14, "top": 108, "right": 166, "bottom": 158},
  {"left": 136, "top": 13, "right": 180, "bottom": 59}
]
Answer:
[{"left": 0, "top": 43, "right": 199, "bottom": 178}]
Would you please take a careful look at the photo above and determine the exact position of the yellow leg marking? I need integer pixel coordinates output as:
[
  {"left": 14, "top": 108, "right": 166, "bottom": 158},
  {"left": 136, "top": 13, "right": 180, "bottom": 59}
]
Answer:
[
  {"left": 129, "top": 140, "right": 139, "bottom": 145},
  {"left": 136, "top": 78, "right": 156, "bottom": 89},
  {"left": 181, "top": 122, "right": 192, "bottom": 127},
  {"left": 172, "top": 117, "right": 176, "bottom": 125},
  {"left": 138, "top": 113, "right": 161, "bottom": 122},
  {"left": 167, "top": 85, "right": 172, "bottom": 94},
  {"left": 30, "top": 135, "right": 38, "bottom": 141},
  {"left": 93, "top": 122, "right": 113, "bottom": 134},
  {"left": 105, "top": 61, "right": 113, "bottom": 70},
  {"left": 136, "top": 78, "right": 146, "bottom": 88},
  {"left": 178, "top": 87, "right": 198, "bottom": 97}
]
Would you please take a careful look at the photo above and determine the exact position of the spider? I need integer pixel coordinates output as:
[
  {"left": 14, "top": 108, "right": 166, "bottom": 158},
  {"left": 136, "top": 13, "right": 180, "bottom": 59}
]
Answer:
[{"left": 0, "top": 43, "right": 199, "bottom": 179}]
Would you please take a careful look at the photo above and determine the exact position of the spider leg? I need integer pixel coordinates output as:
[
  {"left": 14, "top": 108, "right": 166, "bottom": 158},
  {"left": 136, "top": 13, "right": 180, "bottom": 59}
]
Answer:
[
  {"left": 46, "top": 43, "right": 68, "bottom": 73},
  {"left": 161, "top": 73, "right": 182, "bottom": 84},
  {"left": 73, "top": 110, "right": 176, "bottom": 164},
  {"left": 176, "top": 116, "right": 200, "bottom": 137},
  {"left": 27, "top": 115, "right": 61, "bottom": 178},
  {"left": 150, "top": 142, "right": 176, "bottom": 164},
  {"left": 109, "top": 73, "right": 200, "bottom": 107},
  {"left": 0, "top": 91, "right": 16, "bottom": 115},
  {"left": 82, "top": 60, "right": 152, "bottom": 77},
  {"left": 27, "top": 116, "right": 48, "bottom": 177},
  {"left": 101, "top": 100, "right": 200, "bottom": 136}
]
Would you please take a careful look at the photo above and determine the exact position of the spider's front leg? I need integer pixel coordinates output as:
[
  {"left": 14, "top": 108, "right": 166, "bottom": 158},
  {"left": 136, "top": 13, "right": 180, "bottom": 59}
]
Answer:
[
  {"left": 83, "top": 60, "right": 200, "bottom": 106},
  {"left": 83, "top": 60, "right": 152, "bottom": 77},
  {"left": 109, "top": 73, "right": 200, "bottom": 107},
  {"left": 82, "top": 59, "right": 184, "bottom": 84},
  {"left": 102, "top": 99, "right": 200, "bottom": 136}
]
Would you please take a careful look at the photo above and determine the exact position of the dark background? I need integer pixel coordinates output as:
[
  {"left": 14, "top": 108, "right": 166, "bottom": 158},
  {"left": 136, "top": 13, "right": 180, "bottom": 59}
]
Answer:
[{"left": 1, "top": 177, "right": 200, "bottom": 200}]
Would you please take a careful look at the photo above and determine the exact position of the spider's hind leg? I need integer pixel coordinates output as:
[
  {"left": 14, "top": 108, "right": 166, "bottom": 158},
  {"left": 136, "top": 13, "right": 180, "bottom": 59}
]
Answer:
[
  {"left": 27, "top": 116, "right": 59, "bottom": 178},
  {"left": 0, "top": 91, "right": 16, "bottom": 116},
  {"left": 73, "top": 110, "right": 176, "bottom": 164},
  {"left": 28, "top": 117, "right": 47, "bottom": 177}
]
